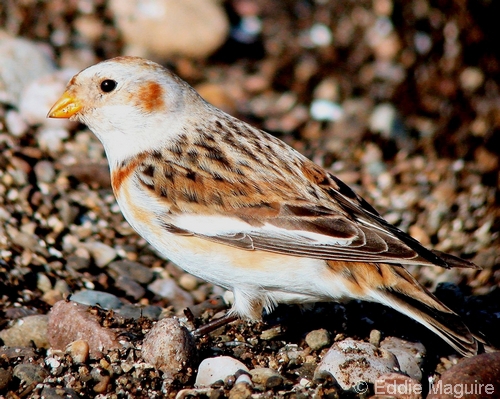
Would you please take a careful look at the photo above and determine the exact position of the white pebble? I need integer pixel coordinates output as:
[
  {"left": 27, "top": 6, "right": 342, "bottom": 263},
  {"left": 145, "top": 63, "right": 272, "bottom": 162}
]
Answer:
[
  {"left": 310, "top": 99, "right": 344, "bottom": 122},
  {"left": 195, "top": 356, "right": 249, "bottom": 387},
  {"left": 5, "top": 110, "right": 28, "bottom": 137}
]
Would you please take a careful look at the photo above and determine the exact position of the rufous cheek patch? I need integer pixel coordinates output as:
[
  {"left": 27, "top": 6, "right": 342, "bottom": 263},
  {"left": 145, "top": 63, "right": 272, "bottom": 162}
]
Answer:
[{"left": 136, "top": 81, "right": 165, "bottom": 113}]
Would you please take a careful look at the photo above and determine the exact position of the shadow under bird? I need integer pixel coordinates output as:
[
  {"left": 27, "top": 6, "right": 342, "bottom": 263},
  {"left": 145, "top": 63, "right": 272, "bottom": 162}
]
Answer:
[{"left": 48, "top": 56, "right": 491, "bottom": 357}]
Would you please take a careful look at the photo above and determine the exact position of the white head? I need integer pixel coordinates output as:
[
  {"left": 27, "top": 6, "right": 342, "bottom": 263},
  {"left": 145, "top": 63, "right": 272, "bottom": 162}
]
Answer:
[{"left": 48, "top": 56, "right": 205, "bottom": 164}]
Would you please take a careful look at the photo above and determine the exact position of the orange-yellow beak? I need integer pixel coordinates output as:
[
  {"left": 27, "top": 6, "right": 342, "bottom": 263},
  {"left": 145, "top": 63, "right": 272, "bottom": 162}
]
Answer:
[{"left": 47, "top": 91, "right": 82, "bottom": 119}]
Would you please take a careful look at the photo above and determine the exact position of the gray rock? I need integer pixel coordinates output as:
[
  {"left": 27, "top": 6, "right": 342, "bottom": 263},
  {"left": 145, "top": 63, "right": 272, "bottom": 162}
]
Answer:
[
  {"left": 108, "top": 259, "right": 155, "bottom": 284},
  {"left": 70, "top": 290, "right": 123, "bottom": 310},
  {"left": 115, "top": 304, "right": 162, "bottom": 320},
  {"left": 115, "top": 275, "right": 146, "bottom": 300},
  {"left": 380, "top": 336, "right": 426, "bottom": 381}
]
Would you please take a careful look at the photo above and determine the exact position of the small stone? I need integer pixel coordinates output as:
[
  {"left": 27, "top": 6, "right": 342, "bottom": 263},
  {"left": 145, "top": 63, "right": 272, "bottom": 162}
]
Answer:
[
  {"left": 380, "top": 336, "right": 426, "bottom": 381},
  {"left": 47, "top": 300, "right": 121, "bottom": 358},
  {"left": 83, "top": 242, "right": 117, "bottom": 267},
  {"left": 305, "top": 329, "right": 331, "bottom": 350},
  {"left": 249, "top": 367, "right": 283, "bottom": 389},
  {"left": 178, "top": 273, "right": 199, "bottom": 291},
  {"left": 229, "top": 381, "right": 253, "bottom": 399},
  {"left": 34, "top": 160, "right": 56, "bottom": 184},
  {"left": 0, "top": 367, "right": 13, "bottom": 390},
  {"left": 148, "top": 277, "right": 194, "bottom": 311},
  {"left": 310, "top": 99, "right": 344, "bottom": 122},
  {"left": 37, "top": 272, "right": 53, "bottom": 293},
  {"left": 370, "top": 329, "right": 382, "bottom": 347},
  {"left": 115, "top": 304, "right": 162, "bottom": 320},
  {"left": 70, "top": 290, "right": 123, "bottom": 310},
  {"left": 13, "top": 364, "right": 48, "bottom": 386},
  {"left": 314, "top": 338, "right": 400, "bottom": 390},
  {"left": 108, "top": 259, "right": 155, "bottom": 284},
  {"left": 66, "top": 340, "right": 90, "bottom": 364},
  {"left": 195, "top": 356, "right": 249, "bottom": 387},
  {"left": 260, "top": 325, "right": 283, "bottom": 341},
  {"left": 37, "top": 127, "right": 70, "bottom": 153},
  {"left": 66, "top": 254, "right": 91, "bottom": 271},
  {"left": 459, "top": 67, "right": 484, "bottom": 92},
  {"left": 370, "top": 103, "right": 397, "bottom": 138},
  {"left": 141, "top": 318, "right": 195, "bottom": 383},
  {"left": 115, "top": 275, "right": 146, "bottom": 300},
  {"left": 5, "top": 110, "right": 28, "bottom": 137},
  {"left": 0, "top": 314, "right": 49, "bottom": 349},
  {"left": 93, "top": 374, "right": 111, "bottom": 393}
]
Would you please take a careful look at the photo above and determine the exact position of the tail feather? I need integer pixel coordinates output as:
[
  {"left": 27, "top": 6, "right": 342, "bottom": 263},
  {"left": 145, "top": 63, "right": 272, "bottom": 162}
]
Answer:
[{"left": 372, "top": 288, "right": 478, "bottom": 357}]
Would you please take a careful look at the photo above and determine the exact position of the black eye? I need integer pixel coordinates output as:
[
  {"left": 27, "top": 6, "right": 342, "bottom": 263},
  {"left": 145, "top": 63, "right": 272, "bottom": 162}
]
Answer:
[{"left": 100, "top": 79, "right": 117, "bottom": 93}]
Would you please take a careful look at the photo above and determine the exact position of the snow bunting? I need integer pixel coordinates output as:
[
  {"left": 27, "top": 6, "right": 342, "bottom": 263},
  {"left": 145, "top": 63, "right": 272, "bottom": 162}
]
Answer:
[{"left": 49, "top": 56, "right": 484, "bottom": 356}]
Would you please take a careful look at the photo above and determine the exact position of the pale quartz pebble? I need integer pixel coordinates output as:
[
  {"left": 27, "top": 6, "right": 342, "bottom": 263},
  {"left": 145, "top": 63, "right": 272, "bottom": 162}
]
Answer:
[
  {"left": 83, "top": 242, "right": 117, "bottom": 267},
  {"left": 195, "top": 356, "right": 249, "bottom": 387},
  {"left": 37, "top": 127, "right": 69, "bottom": 153}
]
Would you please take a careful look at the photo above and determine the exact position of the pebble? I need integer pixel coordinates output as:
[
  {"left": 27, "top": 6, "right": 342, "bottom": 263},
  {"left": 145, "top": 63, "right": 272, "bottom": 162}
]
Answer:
[
  {"left": 148, "top": 277, "right": 194, "bottom": 311},
  {"left": 260, "top": 325, "right": 283, "bottom": 341},
  {"left": 5, "top": 110, "right": 28, "bottom": 137},
  {"left": 70, "top": 290, "right": 123, "bottom": 310},
  {"left": 66, "top": 340, "right": 90, "bottom": 364},
  {"left": 115, "top": 275, "right": 146, "bottom": 300},
  {"left": 47, "top": 300, "right": 121, "bottom": 358},
  {"left": 13, "top": 363, "right": 48, "bottom": 386},
  {"left": 369, "top": 102, "right": 397, "bottom": 137},
  {"left": 369, "top": 329, "right": 382, "bottom": 347},
  {"left": 115, "top": 304, "right": 162, "bottom": 320},
  {"left": 314, "top": 338, "right": 400, "bottom": 390},
  {"left": 195, "top": 356, "right": 249, "bottom": 387},
  {"left": 178, "top": 273, "right": 199, "bottom": 291},
  {"left": 0, "top": 33, "right": 55, "bottom": 107},
  {"left": 107, "top": 259, "right": 154, "bottom": 284},
  {"left": 83, "top": 242, "right": 117, "bottom": 267},
  {"left": 0, "top": 314, "right": 49, "bottom": 349},
  {"left": 380, "top": 336, "right": 426, "bottom": 381},
  {"left": 141, "top": 318, "right": 195, "bottom": 383},
  {"left": 250, "top": 367, "right": 283, "bottom": 389},
  {"left": 309, "top": 99, "right": 344, "bottom": 122},
  {"left": 34, "top": 160, "right": 56, "bottom": 184},
  {"left": 459, "top": 67, "right": 484, "bottom": 92},
  {"left": 37, "top": 127, "right": 70, "bottom": 154},
  {"left": 427, "top": 352, "right": 500, "bottom": 399},
  {"left": 229, "top": 381, "right": 253, "bottom": 399},
  {"left": 305, "top": 329, "right": 331, "bottom": 351},
  {"left": 109, "top": 0, "right": 229, "bottom": 59}
]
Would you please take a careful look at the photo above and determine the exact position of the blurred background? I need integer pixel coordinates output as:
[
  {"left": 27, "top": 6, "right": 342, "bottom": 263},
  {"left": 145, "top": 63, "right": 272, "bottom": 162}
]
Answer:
[{"left": 0, "top": 0, "right": 499, "bottom": 395}]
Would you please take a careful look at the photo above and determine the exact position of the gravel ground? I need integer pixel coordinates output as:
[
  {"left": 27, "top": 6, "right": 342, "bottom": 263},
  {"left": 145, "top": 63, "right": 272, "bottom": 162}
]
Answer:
[{"left": 0, "top": 0, "right": 499, "bottom": 398}]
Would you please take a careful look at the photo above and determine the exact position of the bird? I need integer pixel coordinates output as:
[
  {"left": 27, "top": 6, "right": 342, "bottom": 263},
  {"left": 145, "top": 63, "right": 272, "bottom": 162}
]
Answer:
[{"left": 48, "top": 56, "right": 484, "bottom": 357}]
